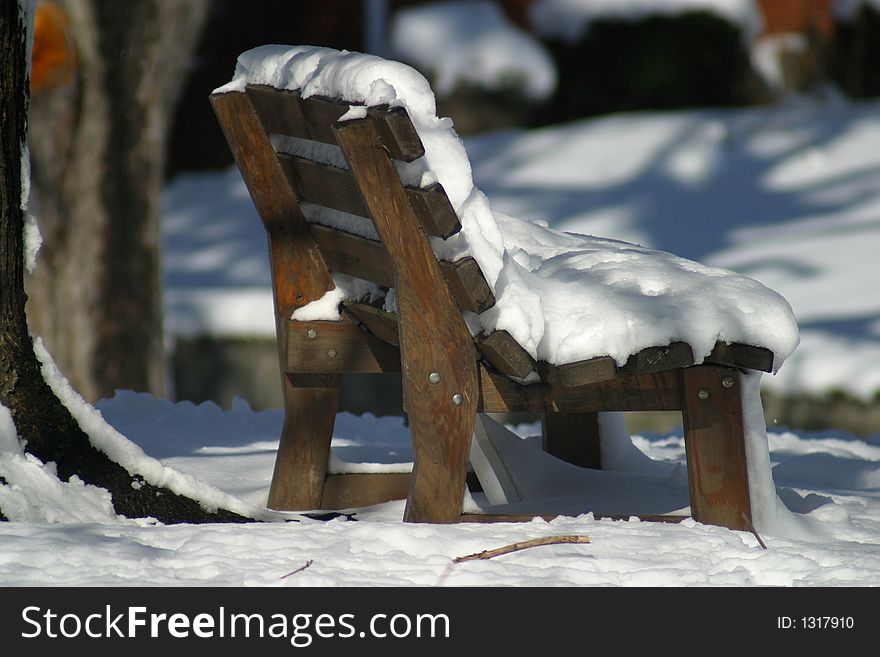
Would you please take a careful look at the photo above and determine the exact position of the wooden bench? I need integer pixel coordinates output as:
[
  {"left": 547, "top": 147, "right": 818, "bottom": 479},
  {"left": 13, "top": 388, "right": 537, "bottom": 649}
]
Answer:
[{"left": 210, "top": 83, "right": 777, "bottom": 530}]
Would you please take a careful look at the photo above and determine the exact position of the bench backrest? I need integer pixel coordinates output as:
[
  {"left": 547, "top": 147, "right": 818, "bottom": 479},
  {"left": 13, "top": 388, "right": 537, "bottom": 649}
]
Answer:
[
  {"left": 245, "top": 85, "right": 494, "bottom": 309},
  {"left": 211, "top": 82, "right": 775, "bottom": 387},
  {"left": 211, "top": 84, "right": 539, "bottom": 380}
]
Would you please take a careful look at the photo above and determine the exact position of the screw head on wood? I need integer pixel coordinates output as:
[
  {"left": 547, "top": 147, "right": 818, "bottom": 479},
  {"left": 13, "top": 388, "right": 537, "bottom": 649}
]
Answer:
[
  {"left": 327, "top": 348, "right": 337, "bottom": 359},
  {"left": 428, "top": 371, "right": 441, "bottom": 384},
  {"left": 698, "top": 389, "right": 710, "bottom": 400},
  {"left": 451, "top": 393, "right": 463, "bottom": 406},
  {"left": 721, "top": 376, "right": 735, "bottom": 389},
  {"left": 306, "top": 328, "right": 318, "bottom": 340}
]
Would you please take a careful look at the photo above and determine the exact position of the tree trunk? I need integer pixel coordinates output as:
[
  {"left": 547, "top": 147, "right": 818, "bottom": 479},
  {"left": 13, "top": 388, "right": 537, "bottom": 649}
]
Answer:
[
  {"left": 25, "top": 0, "right": 209, "bottom": 401},
  {"left": 1, "top": 0, "right": 246, "bottom": 523}
]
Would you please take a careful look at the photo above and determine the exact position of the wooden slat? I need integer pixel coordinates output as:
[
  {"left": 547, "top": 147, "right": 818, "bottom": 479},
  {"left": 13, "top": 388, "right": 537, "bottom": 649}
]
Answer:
[
  {"left": 406, "top": 182, "right": 461, "bottom": 238},
  {"left": 706, "top": 342, "right": 774, "bottom": 373},
  {"left": 309, "top": 224, "right": 395, "bottom": 287},
  {"left": 247, "top": 85, "right": 346, "bottom": 144},
  {"left": 285, "top": 320, "right": 401, "bottom": 374},
  {"left": 310, "top": 223, "right": 494, "bottom": 318},
  {"left": 680, "top": 366, "right": 751, "bottom": 531},
  {"left": 336, "top": 116, "right": 479, "bottom": 524},
  {"left": 538, "top": 343, "right": 693, "bottom": 389},
  {"left": 343, "top": 302, "right": 400, "bottom": 345},
  {"left": 475, "top": 330, "right": 536, "bottom": 379},
  {"left": 439, "top": 257, "right": 495, "bottom": 313},
  {"left": 246, "top": 85, "right": 424, "bottom": 161},
  {"left": 321, "top": 473, "right": 411, "bottom": 509},
  {"left": 371, "top": 107, "right": 426, "bottom": 162},
  {"left": 479, "top": 364, "right": 682, "bottom": 414},
  {"left": 277, "top": 154, "right": 370, "bottom": 217},
  {"left": 278, "top": 154, "right": 460, "bottom": 238},
  {"left": 538, "top": 357, "right": 618, "bottom": 388},
  {"left": 535, "top": 340, "right": 769, "bottom": 389},
  {"left": 620, "top": 341, "right": 695, "bottom": 374},
  {"left": 245, "top": 85, "right": 311, "bottom": 139}
]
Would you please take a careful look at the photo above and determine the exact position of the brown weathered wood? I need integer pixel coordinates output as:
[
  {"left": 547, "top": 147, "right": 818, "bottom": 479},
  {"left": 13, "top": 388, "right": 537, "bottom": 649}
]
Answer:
[
  {"left": 309, "top": 223, "right": 494, "bottom": 316},
  {"left": 212, "top": 91, "right": 339, "bottom": 513},
  {"left": 680, "top": 366, "right": 751, "bottom": 531},
  {"left": 439, "top": 257, "right": 496, "bottom": 313},
  {"left": 371, "top": 107, "right": 426, "bottom": 162},
  {"left": 267, "top": 374, "right": 341, "bottom": 510},
  {"left": 543, "top": 411, "right": 601, "bottom": 468},
  {"left": 538, "top": 356, "right": 618, "bottom": 388},
  {"left": 244, "top": 85, "right": 309, "bottom": 138},
  {"left": 246, "top": 85, "right": 424, "bottom": 161},
  {"left": 621, "top": 341, "right": 695, "bottom": 374},
  {"left": 479, "top": 364, "right": 682, "bottom": 414},
  {"left": 210, "top": 91, "right": 333, "bottom": 316},
  {"left": 309, "top": 224, "right": 395, "bottom": 287},
  {"left": 706, "top": 342, "right": 774, "bottom": 373},
  {"left": 534, "top": 340, "right": 771, "bottom": 390},
  {"left": 476, "top": 330, "right": 536, "bottom": 379},
  {"left": 278, "top": 154, "right": 461, "bottom": 239},
  {"left": 285, "top": 319, "right": 401, "bottom": 374},
  {"left": 343, "top": 302, "right": 400, "bottom": 345},
  {"left": 321, "top": 473, "right": 411, "bottom": 509},
  {"left": 407, "top": 182, "right": 461, "bottom": 238},
  {"left": 278, "top": 154, "right": 370, "bottom": 218},
  {"left": 336, "top": 116, "right": 478, "bottom": 523},
  {"left": 247, "top": 85, "right": 345, "bottom": 145}
]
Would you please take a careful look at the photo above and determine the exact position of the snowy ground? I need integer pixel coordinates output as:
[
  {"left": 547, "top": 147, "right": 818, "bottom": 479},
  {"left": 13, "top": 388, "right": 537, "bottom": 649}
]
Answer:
[{"left": 1, "top": 390, "right": 879, "bottom": 586}]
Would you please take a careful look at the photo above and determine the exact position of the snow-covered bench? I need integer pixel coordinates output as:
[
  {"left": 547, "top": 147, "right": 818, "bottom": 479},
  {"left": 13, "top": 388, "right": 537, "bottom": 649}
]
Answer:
[{"left": 210, "top": 45, "right": 798, "bottom": 529}]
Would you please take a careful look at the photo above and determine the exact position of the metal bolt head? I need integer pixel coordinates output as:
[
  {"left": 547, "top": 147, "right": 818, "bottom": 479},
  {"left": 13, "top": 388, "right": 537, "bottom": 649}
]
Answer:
[
  {"left": 721, "top": 376, "right": 735, "bottom": 389},
  {"left": 451, "top": 393, "right": 463, "bottom": 406},
  {"left": 306, "top": 328, "right": 318, "bottom": 340},
  {"left": 428, "top": 371, "right": 441, "bottom": 384},
  {"left": 698, "top": 389, "right": 710, "bottom": 400},
  {"left": 327, "top": 348, "right": 337, "bottom": 359}
]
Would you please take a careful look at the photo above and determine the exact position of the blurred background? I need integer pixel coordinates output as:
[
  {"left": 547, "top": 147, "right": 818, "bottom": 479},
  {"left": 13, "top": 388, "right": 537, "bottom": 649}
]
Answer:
[{"left": 24, "top": 0, "right": 880, "bottom": 437}]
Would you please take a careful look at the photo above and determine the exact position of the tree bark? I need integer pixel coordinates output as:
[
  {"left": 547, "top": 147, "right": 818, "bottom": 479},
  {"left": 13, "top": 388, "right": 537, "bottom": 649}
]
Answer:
[
  {"left": 25, "top": 0, "right": 209, "bottom": 401},
  {"left": 1, "top": 0, "right": 246, "bottom": 523}
]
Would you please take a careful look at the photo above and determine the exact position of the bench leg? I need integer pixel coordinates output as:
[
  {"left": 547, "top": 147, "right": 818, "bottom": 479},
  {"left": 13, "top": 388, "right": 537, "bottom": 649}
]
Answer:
[
  {"left": 542, "top": 411, "right": 601, "bottom": 468},
  {"left": 403, "top": 375, "right": 478, "bottom": 524},
  {"left": 680, "top": 365, "right": 751, "bottom": 531},
  {"left": 267, "top": 374, "right": 341, "bottom": 511}
]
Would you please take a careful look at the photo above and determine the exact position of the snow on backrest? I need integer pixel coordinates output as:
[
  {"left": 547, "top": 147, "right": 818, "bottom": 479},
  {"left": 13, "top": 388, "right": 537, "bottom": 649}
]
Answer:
[{"left": 215, "top": 45, "right": 505, "bottom": 291}]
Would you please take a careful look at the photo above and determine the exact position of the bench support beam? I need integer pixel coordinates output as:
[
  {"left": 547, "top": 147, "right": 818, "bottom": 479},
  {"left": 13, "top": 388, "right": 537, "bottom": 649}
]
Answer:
[
  {"left": 336, "top": 116, "right": 479, "bottom": 523},
  {"left": 680, "top": 366, "right": 752, "bottom": 531}
]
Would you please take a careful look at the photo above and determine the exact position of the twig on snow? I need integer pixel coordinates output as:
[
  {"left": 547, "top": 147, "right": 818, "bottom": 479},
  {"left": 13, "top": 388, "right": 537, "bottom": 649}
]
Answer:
[
  {"left": 453, "top": 535, "right": 591, "bottom": 563},
  {"left": 280, "top": 559, "right": 314, "bottom": 579}
]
